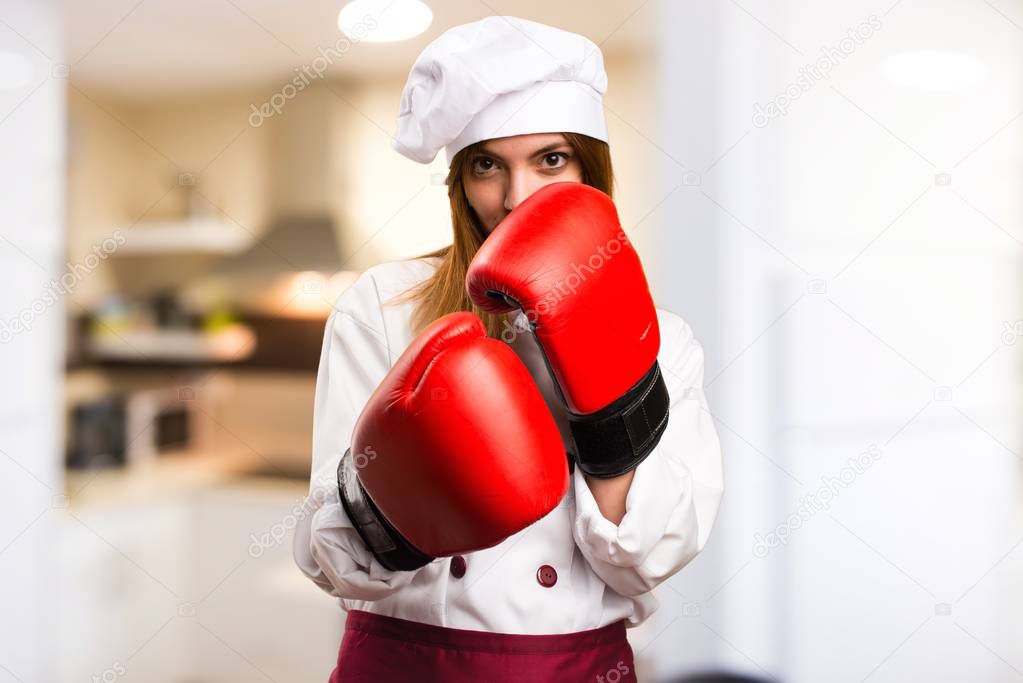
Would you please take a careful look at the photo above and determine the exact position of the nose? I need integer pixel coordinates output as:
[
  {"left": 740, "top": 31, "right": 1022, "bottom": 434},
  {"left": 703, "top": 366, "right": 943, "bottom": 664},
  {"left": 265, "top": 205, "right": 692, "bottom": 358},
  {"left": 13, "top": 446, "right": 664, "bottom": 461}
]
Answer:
[{"left": 503, "top": 167, "right": 541, "bottom": 213}]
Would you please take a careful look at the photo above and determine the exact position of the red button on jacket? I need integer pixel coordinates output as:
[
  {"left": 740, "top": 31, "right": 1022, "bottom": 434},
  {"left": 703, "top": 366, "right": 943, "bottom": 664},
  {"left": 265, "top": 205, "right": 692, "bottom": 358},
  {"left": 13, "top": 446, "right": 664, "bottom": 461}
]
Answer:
[
  {"left": 450, "top": 555, "right": 467, "bottom": 579},
  {"left": 536, "top": 564, "right": 557, "bottom": 587}
]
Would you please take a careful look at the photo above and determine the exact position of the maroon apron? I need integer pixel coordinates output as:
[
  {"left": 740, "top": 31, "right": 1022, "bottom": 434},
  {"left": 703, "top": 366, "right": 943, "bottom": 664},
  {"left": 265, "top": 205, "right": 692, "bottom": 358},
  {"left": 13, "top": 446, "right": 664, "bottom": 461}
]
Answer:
[{"left": 329, "top": 609, "right": 638, "bottom": 682}]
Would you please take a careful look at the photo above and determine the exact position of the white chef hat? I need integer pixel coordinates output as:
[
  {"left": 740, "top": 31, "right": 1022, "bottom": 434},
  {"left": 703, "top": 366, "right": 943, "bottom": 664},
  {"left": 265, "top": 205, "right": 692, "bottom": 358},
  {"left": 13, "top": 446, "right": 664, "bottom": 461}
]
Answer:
[{"left": 392, "top": 16, "right": 609, "bottom": 166}]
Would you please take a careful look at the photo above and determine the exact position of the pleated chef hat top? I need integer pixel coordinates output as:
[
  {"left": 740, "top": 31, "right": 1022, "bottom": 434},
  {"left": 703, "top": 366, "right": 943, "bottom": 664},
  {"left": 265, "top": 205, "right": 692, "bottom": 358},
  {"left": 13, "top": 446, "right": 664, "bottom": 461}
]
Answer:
[{"left": 392, "top": 16, "right": 609, "bottom": 166}]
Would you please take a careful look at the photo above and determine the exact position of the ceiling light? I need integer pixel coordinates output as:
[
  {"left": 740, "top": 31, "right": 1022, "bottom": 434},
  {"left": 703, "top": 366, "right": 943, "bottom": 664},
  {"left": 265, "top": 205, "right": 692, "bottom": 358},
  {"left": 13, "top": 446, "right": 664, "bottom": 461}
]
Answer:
[
  {"left": 880, "top": 51, "right": 989, "bottom": 90},
  {"left": 339, "top": 0, "right": 432, "bottom": 43}
]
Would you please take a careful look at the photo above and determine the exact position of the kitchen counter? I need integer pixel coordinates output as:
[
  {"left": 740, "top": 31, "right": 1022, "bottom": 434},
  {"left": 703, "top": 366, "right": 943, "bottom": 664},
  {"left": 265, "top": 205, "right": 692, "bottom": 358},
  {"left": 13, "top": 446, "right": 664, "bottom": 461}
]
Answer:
[{"left": 57, "top": 450, "right": 343, "bottom": 682}]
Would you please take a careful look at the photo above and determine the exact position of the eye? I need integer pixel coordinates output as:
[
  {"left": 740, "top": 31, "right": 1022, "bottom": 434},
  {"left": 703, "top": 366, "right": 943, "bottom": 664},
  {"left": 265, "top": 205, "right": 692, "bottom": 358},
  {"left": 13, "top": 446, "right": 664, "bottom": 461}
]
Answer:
[
  {"left": 540, "top": 152, "right": 570, "bottom": 169},
  {"left": 472, "top": 156, "right": 499, "bottom": 175}
]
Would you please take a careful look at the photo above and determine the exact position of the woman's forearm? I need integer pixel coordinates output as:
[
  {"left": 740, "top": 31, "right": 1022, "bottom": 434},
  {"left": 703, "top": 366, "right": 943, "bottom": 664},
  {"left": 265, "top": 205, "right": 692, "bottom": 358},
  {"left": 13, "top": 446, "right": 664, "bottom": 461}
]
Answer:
[{"left": 582, "top": 469, "right": 635, "bottom": 525}]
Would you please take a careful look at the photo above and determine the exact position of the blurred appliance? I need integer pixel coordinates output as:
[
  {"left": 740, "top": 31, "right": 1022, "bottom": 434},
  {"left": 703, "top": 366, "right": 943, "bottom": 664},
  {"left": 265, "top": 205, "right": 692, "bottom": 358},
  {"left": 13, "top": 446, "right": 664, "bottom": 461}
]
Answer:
[
  {"left": 67, "top": 397, "right": 126, "bottom": 469},
  {"left": 124, "top": 386, "right": 201, "bottom": 462}
]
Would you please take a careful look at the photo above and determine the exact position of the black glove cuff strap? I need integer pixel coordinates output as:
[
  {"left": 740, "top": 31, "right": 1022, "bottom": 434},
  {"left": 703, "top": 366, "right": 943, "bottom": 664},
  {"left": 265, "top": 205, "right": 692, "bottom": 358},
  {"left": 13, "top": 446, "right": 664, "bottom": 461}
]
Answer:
[
  {"left": 337, "top": 449, "right": 433, "bottom": 572},
  {"left": 568, "top": 362, "right": 670, "bottom": 479}
]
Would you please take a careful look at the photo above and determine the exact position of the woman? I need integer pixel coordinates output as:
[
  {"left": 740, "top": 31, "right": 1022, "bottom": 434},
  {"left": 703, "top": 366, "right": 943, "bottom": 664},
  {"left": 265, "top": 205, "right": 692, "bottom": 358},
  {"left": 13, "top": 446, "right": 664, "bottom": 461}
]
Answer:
[{"left": 293, "top": 15, "right": 725, "bottom": 682}]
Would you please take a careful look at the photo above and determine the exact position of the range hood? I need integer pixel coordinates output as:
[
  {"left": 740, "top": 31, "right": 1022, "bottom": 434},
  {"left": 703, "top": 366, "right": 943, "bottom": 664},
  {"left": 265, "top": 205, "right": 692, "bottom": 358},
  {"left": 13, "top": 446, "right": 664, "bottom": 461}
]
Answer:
[{"left": 210, "top": 215, "right": 342, "bottom": 277}]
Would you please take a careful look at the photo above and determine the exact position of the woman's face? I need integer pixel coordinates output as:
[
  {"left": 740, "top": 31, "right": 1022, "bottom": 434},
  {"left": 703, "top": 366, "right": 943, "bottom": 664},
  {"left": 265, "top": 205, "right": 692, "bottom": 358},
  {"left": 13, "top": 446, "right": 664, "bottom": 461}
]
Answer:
[{"left": 463, "top": 133, "right": 584, "bottom": 234}]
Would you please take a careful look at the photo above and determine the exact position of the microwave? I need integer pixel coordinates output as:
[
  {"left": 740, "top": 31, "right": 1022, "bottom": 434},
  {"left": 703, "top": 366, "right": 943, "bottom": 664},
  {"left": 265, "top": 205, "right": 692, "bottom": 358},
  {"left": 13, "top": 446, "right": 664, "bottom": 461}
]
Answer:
[{"left": 122, "top": 386, "right": 202, "bottom": 463}]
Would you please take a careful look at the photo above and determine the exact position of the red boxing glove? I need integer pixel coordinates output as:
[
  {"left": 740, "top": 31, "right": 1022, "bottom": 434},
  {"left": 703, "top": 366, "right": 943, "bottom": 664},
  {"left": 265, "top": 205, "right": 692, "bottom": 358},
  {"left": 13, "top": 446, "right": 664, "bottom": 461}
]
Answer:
[
  {"left": 338, "top": 311, "right": 569, "bottom": 571},
  {"left": 466, "top": 182, "right": 669, "bottom": 479}
]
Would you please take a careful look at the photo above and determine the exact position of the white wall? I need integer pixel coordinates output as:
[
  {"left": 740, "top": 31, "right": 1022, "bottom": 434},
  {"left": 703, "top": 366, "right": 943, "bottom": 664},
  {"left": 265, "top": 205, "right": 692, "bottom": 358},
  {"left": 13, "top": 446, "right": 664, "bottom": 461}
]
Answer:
[
  {"left": 653, "top": 1, "right": 1022, "bottom": 681},
  {"left": 0, "top": 1, "right": 64, "bottom": 680}
]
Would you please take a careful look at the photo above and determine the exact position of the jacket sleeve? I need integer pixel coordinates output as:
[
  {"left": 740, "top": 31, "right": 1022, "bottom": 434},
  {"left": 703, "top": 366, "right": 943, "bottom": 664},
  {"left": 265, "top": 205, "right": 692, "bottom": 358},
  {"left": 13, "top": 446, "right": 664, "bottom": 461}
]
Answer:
[
  {"left": 571, "top": 316, "right": 724, "bottom": 597},
  {"left": 292, "top": 275, "right": 426, "bottom": 600}
]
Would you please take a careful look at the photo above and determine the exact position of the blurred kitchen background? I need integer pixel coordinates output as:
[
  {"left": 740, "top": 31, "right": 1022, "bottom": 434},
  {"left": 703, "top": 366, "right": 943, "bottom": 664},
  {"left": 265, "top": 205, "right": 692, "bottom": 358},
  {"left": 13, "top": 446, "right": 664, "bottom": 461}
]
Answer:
[{"left": 1, "top": 0, "right": 1020, "bottom": 681}]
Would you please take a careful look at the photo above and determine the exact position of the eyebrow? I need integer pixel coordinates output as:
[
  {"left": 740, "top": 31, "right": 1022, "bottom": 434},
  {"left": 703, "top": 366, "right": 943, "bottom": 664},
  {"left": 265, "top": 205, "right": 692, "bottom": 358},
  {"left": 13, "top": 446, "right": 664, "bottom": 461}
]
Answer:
[{"left": 476, "top": 141, "right": 571, "bottom": 162}]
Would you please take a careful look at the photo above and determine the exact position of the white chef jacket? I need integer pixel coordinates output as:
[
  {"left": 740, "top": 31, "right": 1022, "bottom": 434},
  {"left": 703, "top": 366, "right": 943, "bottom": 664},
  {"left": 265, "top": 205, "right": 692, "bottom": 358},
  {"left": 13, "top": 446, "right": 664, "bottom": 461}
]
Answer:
[{"left": 293, "top": 256, "right": 724, "bottom": 634}]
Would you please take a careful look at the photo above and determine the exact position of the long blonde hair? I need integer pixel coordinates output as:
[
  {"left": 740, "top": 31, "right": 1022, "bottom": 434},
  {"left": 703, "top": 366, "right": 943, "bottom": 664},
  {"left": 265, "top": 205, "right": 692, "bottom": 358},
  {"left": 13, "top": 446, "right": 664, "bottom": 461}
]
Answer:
[{"left": 394, "top": 133, "right": 615, "bottom": 338}]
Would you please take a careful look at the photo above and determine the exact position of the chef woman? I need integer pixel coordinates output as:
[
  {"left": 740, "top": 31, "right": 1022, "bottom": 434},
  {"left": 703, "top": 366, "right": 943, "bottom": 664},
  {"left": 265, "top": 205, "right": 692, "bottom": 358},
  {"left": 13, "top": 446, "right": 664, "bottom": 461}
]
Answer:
[{"left": 293, "top": 15, "right": 725, "bottom": 682}]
